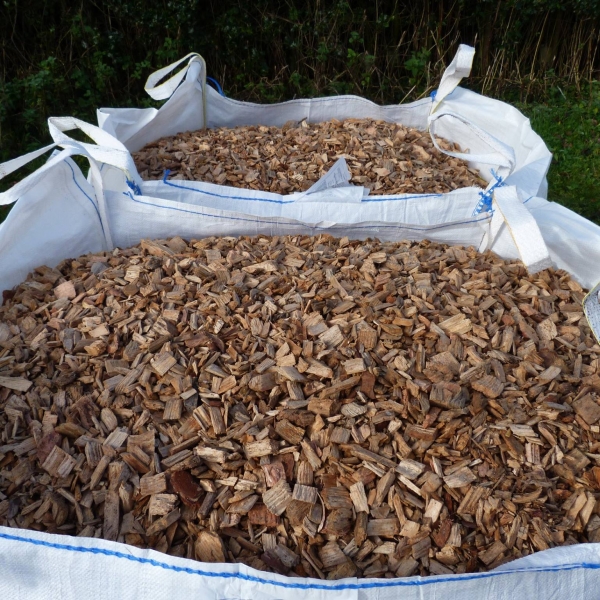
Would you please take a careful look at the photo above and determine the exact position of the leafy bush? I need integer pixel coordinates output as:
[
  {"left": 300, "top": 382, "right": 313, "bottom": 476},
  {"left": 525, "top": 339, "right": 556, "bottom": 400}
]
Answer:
[
  {"left": 518, "top": 84, "right": 600, "bottom": 222},
  {"left": 0, "top": 0, "right": 599, "bottom": 220}
]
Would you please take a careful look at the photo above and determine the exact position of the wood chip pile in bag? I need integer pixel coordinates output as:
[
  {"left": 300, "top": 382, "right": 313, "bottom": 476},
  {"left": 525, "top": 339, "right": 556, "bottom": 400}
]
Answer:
[
  {"left": 1, "top": 234, "right": 600, "bottom": 580},
  {"left": 132, "top": 119, "right": 487, "bottom": 194}
]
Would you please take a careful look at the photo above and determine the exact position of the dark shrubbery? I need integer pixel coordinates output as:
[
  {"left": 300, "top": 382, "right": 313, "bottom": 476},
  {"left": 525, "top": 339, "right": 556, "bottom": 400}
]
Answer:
[
  {"left": 2, "top": 0, "right": 599, "bottom": 158},
  {"left": 0, "top": 0, "right": 599, "bottom": 221}
]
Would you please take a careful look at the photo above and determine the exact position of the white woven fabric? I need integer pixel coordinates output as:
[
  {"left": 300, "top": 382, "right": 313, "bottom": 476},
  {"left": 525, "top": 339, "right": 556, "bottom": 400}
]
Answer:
[
  {"left": 489, "top": 186, "right": 552, "bottom": 273},
  {"left": 1, "top": 527, "right": 600, "bottom": 600}
]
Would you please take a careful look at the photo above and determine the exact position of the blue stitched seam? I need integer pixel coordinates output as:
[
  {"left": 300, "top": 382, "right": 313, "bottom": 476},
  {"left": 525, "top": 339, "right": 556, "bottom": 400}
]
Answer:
[
  {"left": 472, "top": 169, "right": 505, "bottom": 216},
  {"left": 1, "top": 532, "right": 599, "bottom": 590},
  {"left": 341, "top": 188, "right": 483, "bottom": 203},
  {"left": 65, "top": 161, "right": 105, "bottom": 235},
  {"left": 123, "top": 191, "right": 490, "bottom": 232},
  {"left": 126, "top": 178, "right": 142, "bottom": 196},
  {"left": 159, "top": 173, "right": 446, "bottom": 205},
  {"left": 362, "top": 193, "right": 442, "bottom": 203}
]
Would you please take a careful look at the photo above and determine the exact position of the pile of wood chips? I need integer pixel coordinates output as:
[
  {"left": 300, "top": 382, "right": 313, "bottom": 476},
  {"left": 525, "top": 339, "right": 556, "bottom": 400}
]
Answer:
[
  {"left": 2, "top": 234, "right": 600, "bottom": 581},
  {"left": 132, "top": 119, "right": 487, "bottom": 195}
]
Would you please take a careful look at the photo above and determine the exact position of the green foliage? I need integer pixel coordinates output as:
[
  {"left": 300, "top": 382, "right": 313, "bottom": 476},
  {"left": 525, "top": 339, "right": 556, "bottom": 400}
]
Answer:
[
  {"left": 405, "top": 49, "right": 432, "bottom": 88},
  {"left": 0, "top": 0, "right": 599, "bottom": 222},
  {"left": 518, "top": 84, "right": 600, "bottom": 222}
]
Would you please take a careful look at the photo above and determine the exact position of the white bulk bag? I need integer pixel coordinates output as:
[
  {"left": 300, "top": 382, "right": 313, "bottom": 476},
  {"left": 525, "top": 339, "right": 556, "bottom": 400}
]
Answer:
[
  {"left": 94, "top": 43, "right": 600, "bottom": 286},
  {"left": 1, "top": 526, "right": 600, "bottom": 600},
  {"left": 3, "top": 47, "right": 600, "bottom": 598},
  {"left": 96, "top": 45, "right": 540, "bottom": 200},
  {"left": 29, "top": 114, "right": 600, "bottom": 290},
  {"left": 3, "top": 48, "right": 600, "bottom": 288}
]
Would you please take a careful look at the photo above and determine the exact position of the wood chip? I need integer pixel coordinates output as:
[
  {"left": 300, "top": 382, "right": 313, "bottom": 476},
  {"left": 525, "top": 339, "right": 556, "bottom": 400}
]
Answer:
[
  {"left": 367, "top": 518, "right": 400, "bottom": 537},
  {"left": 472, "top": 375, "right": 504, "bottom": 398},
  {"left": 151, "top": 352, "right": 177, "bottom": 376},
  {"left": 349, "top": 481, "right": 370, "bottom": 513},
  {"left": 41, "top": 446, "right": 76, "bottom": 478},
  {"left": 292, "top": 484, "right": 318, "bottom": 505},
  {"left": 54, "top": 280, "right": 76, "bottom": 300},
  {"left": 1, "top": 233, "right": 598, "bottom": 580},
  {"left": 195, "top": 530, "right": 227, "bottom": 563},
  {"left": 140, "top": 473, "right": 167, "bottom": 497},
  {"left": 262, "top": 480, "right": 292, "bottom": 516},
  {"left": 244, "top": 439, "right": 279, "bottom": 458},
  {"left": 478, "top": 541, "right": 507, "bottom": 566},
  {"left": 396, "top": 459, "right": 426, "bottom": 480},
  {"left": 443, "top": 467, "right": 477, "bottom": 488},
  {"left": 343, "top": 358, "right": 366, "bottom": 375},
  {"left": 0, "top": 377, "right": 32, "bottom": 392},
  {"left": 573, "top": 395, "right": 600, "bottom": 425},
  {"left": 133, "top": 119, "right": 486, "bottom": 197}
]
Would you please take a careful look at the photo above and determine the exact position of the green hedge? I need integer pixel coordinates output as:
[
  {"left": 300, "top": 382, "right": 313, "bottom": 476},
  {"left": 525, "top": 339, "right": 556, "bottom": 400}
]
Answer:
[
  {"left": 0, "top": 0, "right": 600, "bottom": 221},
  {"left": 1, "top": 0, "right": 599, "bottom": 167}
]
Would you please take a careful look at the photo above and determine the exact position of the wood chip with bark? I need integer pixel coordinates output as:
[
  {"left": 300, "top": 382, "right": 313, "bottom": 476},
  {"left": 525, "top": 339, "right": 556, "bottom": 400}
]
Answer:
[
  {"left": 132, "top": 119, "right": 486, "bottom": 196},
  {"left": 1, "top": 233, "right": 599, "bottom": 580}
]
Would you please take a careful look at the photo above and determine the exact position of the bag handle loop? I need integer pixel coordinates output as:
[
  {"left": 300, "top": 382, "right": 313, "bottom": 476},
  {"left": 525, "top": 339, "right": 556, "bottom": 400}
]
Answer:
[
  {"left": 0, "top": 132, "right": 116, "bottom": 250},
  {"left": 481, "top": 185, "right": 552, "bottom": 274},
  {"left": 47, "top": 116, "right": 141, "bottom": 187},
  {"left": 0, "top": 144, "right": 58, "bottom": 181},
  {"left": 144, "top": 53, "right": 207, "bottom": 128},
  {"left": 430, "top": 44, "right": 475, "bottom": 114},
  {"left": 144, "top": 53, "right": 205, "bottom": 100},
  {"left": 428, "top": 110, "right": 516, "bottom": 176}
]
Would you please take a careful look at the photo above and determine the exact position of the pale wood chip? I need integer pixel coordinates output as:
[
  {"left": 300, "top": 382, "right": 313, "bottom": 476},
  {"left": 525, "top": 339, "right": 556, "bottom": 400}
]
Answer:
[
  {"left": 3, "top": 231, "right": 600, "bottom": 580},
  {"left": 444, "top": 466, "right": 477, "bottom": 488},
  {"left": 262, "top": 480, "right": 292, "bottom": 516}
]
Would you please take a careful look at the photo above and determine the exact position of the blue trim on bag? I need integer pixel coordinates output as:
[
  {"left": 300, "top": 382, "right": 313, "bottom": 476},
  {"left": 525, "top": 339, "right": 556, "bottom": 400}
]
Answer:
[
  {"left": 207, "top": 76, "right": 225, "bottom": 96},
  {"left": 65, "top": 161, "right": 105, "bottom": 235},
  {"left": 159, "top": 173, "right": 447, "bottom": 205},
  {"left": 1, "top": 531, "right": 600, "bottom": 590},
  {"left": 123, "top": 191, "right": 490, "bottom": 232},
  {"left": 472, "top": 169, "right": 505, "bottom": 215},
  {"left": 362, "top": 193, "right": 443, "bottom": 203},
  {"left": 126, "top": 178, "right": 142, "bottom": 196},
  {"left": 160, "top": 171, "right": 295, "bottom": 204}
]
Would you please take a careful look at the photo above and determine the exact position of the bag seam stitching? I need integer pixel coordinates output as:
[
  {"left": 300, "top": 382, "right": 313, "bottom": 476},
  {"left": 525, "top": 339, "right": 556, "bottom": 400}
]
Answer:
[{"left": 0, "top": 531, "right": 598, "bottom": 590}]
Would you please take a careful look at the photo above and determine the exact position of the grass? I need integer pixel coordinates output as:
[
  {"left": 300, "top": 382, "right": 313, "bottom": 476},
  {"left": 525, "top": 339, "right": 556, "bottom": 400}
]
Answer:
[
  {"left": 1, "top": 93, "right": 599, "bottom": 225},
  {"left": 518, "top": 88, "right": 600, "bottom": 223}
]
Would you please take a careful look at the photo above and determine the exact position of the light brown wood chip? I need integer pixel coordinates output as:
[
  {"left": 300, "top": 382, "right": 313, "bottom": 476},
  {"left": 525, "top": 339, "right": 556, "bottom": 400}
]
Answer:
[
  {"left": 132, "top": 118, "right": 486, "bottom": 196},
  {"left": 0, "top": 233, "right": 597, "bottom": 581}
]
